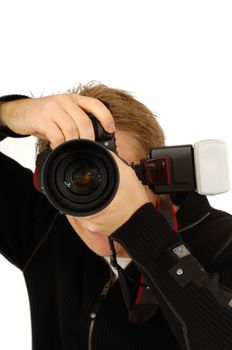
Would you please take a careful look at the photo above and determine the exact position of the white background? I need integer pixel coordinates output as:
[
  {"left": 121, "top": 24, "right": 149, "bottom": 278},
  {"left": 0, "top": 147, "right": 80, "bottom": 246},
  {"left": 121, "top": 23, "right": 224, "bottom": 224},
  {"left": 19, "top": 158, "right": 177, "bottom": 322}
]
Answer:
[{"left": 0, "top": 1, "right": 232, "bottom": 348}]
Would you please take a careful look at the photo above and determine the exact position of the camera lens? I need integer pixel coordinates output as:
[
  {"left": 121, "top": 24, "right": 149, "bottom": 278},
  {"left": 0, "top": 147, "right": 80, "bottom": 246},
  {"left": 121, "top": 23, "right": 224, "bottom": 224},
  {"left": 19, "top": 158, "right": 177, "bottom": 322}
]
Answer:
[
  {"left": 41, "top": 139, "right": 119, "bottom": 216},
  {"left": 64, "top": 160, "right": 102, "bottom": 195}
]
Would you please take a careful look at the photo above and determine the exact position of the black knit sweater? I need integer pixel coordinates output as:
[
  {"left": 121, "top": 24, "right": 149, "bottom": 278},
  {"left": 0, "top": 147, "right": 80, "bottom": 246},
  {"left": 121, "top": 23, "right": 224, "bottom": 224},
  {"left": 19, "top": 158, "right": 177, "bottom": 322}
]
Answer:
[
  {"left": 1, "top": 150, "right": 232, "bottom": 350},
  {"left": 1, "top": 115, "right": 232, "bottom": 349}
]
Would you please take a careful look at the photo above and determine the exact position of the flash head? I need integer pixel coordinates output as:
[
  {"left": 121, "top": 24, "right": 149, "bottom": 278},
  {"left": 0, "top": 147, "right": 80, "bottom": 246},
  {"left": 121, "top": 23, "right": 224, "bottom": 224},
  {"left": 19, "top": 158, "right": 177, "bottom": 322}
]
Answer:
[{"left": 133, "top": 140, "right": 230, "bottom": 196}]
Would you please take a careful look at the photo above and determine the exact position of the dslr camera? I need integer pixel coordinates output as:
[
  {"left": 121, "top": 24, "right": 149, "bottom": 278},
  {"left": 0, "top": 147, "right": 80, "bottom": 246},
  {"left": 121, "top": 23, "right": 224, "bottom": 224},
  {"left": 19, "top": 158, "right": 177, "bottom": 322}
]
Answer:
[{"left": 34, "top": 117, "right": 230, "bottom": 216}]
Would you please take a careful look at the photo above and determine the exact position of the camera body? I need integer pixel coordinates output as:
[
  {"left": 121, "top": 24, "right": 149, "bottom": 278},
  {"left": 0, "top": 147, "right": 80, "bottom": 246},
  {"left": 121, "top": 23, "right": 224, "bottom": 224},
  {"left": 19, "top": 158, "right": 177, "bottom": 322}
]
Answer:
[{"left": 34, "top": 118, "right": 230, "bottom": 216}]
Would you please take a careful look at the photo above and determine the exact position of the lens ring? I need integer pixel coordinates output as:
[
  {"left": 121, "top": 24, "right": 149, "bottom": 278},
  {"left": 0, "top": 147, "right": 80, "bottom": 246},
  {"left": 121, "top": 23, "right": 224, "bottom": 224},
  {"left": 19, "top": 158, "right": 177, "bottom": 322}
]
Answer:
[{"left": 42, "top": 139, "right": 119, "bottom": 216}]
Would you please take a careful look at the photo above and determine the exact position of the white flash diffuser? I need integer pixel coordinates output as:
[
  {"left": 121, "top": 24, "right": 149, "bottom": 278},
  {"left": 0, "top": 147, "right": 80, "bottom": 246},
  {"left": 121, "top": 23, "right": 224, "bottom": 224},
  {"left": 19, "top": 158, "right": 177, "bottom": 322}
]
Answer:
[{"left": 194, "top": 140, "right": 230, "bottom": 195}]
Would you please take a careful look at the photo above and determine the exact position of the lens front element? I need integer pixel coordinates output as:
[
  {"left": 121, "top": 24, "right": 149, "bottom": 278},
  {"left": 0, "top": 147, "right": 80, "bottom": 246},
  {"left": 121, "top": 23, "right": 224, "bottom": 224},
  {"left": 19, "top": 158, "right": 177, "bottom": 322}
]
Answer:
[{"left": 64, "top": 160, "right": 102, "bottom": 196}]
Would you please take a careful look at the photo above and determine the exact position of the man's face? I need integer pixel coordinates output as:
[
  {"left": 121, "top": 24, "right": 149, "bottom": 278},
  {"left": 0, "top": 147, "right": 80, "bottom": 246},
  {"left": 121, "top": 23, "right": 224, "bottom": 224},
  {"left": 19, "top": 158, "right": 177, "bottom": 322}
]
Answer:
[{"left": 66, "top": 129, "right": 157, "bottom": 257}]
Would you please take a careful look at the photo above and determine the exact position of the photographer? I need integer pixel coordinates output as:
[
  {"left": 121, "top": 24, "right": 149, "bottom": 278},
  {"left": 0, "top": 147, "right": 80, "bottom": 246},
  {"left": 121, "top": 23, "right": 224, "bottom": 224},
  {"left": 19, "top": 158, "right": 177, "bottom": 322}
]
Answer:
[{"left": 0, "top": 82, "right": 232, "bottom": 349}]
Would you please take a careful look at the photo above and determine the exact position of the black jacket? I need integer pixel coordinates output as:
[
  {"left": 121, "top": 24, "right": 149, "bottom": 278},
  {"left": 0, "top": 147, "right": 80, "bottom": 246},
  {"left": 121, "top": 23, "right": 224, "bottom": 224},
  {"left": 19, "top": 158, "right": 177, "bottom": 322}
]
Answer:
[{"left": 1, "top": 127, "right": 232, "bottom": 349}]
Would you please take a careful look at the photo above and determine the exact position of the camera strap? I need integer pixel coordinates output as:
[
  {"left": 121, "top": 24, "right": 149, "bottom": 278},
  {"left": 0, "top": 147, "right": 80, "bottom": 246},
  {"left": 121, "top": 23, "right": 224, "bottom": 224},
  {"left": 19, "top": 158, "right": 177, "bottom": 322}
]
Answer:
[{"left": 109, "top": 196, "right": 178, "bottom": 324}]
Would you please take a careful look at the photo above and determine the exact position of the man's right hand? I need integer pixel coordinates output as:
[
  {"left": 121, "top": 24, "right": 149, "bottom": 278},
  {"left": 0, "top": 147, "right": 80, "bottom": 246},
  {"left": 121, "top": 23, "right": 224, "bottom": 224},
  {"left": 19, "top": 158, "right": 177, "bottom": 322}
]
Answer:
[{"left": 0, "top": 94, "right": 115, "bottom": 149}]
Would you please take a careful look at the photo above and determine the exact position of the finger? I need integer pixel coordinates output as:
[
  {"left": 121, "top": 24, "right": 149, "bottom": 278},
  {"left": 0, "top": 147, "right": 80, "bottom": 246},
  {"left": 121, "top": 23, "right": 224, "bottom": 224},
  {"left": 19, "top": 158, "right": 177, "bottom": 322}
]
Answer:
[
  {"left": 52, "top": 113, "right": 81, "bottom": 142},
  {"left": 39, "top": 95, "right": 91, "bottom": 141},
  {"left": 63, "top": 104, "right": 95, "bottom": 141},
  {"left": 33, "top": 121, "right": 65, "bottom": 149},
  {"left": 74, "top": 95, "right": 115, "bottom": 133}
]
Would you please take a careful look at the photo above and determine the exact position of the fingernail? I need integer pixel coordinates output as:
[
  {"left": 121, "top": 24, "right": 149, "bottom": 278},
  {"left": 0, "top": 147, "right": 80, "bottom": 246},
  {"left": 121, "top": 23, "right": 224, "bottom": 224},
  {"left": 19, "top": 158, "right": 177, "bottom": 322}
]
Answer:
[{"left": 108, "top": 123, "right": 115, "bottom": 133}]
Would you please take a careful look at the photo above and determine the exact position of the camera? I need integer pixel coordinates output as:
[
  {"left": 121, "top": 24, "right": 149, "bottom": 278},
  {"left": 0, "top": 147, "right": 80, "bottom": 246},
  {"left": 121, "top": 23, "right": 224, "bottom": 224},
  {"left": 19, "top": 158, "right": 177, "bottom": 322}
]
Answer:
[
  {"left": 34, "top": 117, "right": 119, "bottom": 216},
  {"left": 34, "top": 118, "right": 230, "bottom": 216}
]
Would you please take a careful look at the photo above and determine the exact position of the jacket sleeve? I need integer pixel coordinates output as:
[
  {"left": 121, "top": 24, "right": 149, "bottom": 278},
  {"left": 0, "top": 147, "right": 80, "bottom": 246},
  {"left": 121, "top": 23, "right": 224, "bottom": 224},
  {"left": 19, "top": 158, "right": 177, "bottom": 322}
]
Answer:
[
  {"left": 0, "top": 94, "right": 57, "bottom": 270},
  {"left": 0, "top": 150, "right": 57, "bottom": 270},
  {"left": 0, "top": 95, "right": 30, "bottom": 140},
  {"left": 110, "top": 203, "right": 232, "bottom": 350}
]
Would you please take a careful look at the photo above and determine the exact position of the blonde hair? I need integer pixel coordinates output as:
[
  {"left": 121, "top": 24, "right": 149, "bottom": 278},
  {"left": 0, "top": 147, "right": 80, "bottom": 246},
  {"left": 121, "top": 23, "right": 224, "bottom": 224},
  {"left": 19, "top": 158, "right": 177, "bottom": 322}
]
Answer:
[{"left": 36, "top": 81, "right": 165, "bottom": 155}]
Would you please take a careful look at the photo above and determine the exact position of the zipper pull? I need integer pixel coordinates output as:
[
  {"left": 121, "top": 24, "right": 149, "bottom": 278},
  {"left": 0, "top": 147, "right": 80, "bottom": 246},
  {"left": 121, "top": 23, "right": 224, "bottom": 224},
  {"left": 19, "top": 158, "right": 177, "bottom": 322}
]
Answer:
[{"left": 100, "top": 277, "right": 115, "bottom": 298}]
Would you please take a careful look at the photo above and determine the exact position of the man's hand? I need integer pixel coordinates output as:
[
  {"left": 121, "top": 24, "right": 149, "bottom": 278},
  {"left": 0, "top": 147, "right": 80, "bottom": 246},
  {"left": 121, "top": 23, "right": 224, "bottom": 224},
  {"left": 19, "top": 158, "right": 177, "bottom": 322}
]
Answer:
[{"left": 0, "top": 94, "right": 115, "bottom": 148}]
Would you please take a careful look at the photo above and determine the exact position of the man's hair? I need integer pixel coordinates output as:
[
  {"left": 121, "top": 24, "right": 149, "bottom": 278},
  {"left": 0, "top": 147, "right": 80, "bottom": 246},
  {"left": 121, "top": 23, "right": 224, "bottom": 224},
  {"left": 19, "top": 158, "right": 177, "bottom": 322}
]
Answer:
[{"left": 36, "top": 81, "right": 165, "bottom": 155}]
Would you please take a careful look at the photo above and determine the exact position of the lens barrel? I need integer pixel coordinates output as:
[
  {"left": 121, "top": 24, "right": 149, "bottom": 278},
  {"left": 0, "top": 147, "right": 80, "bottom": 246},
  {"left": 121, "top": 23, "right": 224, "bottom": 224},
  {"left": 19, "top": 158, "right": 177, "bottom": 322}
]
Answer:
[{"left": 41, "top": 139, "right": 119, "bottom": 216}]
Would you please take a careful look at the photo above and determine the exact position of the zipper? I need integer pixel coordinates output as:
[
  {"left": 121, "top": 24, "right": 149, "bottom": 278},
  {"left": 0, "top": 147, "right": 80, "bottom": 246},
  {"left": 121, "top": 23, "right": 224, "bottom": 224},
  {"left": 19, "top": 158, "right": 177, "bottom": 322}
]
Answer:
[
  {"left": 88, "top": 269, "right": 116, "bottom": 350},
  {"left": 178, "top": 211, "right": 211, "bottom": 233},
  {"left": 87, "top": 211, "right": 211, "bottom": 349}
]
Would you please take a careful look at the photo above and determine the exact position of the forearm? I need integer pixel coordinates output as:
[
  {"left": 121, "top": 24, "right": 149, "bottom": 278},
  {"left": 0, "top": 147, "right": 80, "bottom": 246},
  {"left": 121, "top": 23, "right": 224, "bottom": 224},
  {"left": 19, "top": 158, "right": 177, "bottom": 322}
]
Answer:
[
  {"left": 0, "top": 151, "right": 57, "bottom": 269},
  {"left": 0, "top": 95, "right": 30, "bottom": 139},
  {"left": 111, "top": 203, "right": 232, "bottom": 350},
  {"left": 0, "top": 100, "right": 12, "bottom": 140},
  {"left": 0, "top": 100, "right": 7, "bottom": 127}
]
